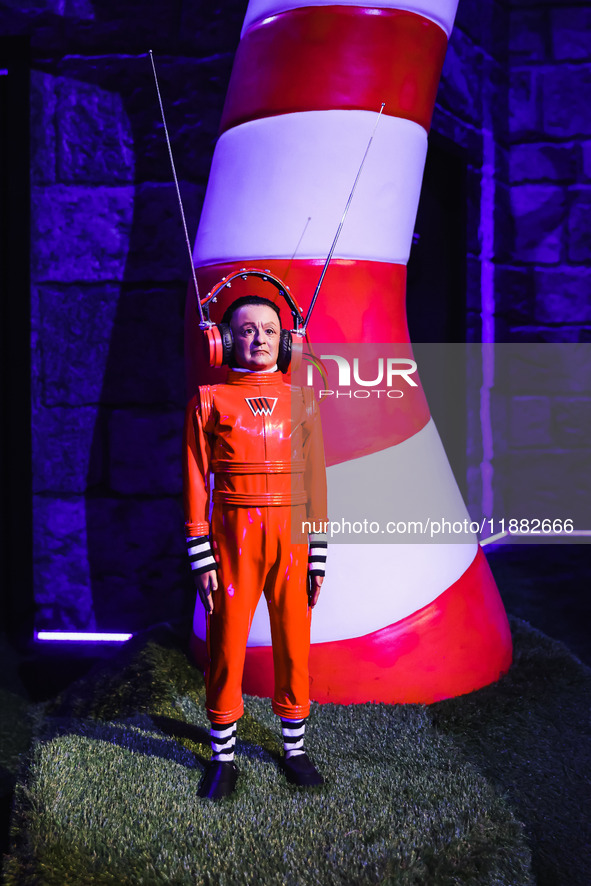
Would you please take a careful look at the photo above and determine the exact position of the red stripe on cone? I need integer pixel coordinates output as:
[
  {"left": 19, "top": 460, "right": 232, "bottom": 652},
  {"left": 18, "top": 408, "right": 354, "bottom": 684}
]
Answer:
[
  {"left": 187, "top": 258, "right": 431, "bottom": 461},
  {"left": 190, "top": 545, "right": 513, "bottom": 705},
  {"left": 188, "top": 258, "right": 410, "bottom": 389},
  {"left": 221, "top": 7, "right": 448, "bottom": 134}
]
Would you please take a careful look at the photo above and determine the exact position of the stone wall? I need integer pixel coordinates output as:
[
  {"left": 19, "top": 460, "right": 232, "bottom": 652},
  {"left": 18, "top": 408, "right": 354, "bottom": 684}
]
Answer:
[
  {"left": 432, "top": 0, "right": 591, "bottom": 535},
  {"left": 493, "top": 1, "right": 591, "bottom": 532},
  {"left": 506, "top": 0, "right": 591, "bottom": 343},
  {"left": 18, "top": 1, "right": 247, "bottom": 631}
]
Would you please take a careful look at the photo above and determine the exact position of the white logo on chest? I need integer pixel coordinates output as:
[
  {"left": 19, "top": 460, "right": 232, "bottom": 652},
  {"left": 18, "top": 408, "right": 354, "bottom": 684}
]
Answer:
[{"left": 245, "top": 397, "right": 278, "bottom": 417}]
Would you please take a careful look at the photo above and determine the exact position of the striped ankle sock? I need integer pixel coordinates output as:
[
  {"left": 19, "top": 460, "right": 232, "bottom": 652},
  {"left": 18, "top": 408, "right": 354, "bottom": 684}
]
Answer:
[
  {"left": 210, "top": 721, "right": 237, "bottom": 763},
  {"left": 281, "top": 717, "right": 306, "bottom": 759}
]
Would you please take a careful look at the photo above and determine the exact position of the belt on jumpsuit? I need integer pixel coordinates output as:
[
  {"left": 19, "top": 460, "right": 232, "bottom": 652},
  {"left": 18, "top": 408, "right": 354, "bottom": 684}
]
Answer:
[
  {"left": 211, "top": 460, "right": 308, "bottom": 506},
  {"left": 212, "top": 490, "right": 308, "bottom": 507}
]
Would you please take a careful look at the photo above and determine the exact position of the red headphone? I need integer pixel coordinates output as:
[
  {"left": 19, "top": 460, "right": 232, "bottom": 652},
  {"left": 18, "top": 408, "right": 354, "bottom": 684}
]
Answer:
[{"left": 200, "top": 269, "right": 304, "bottom": 373}]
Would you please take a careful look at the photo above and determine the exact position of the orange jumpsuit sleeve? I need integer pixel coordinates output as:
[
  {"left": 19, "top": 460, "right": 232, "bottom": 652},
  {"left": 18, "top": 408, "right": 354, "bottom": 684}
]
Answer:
[
  {"left": 183, "top": 388, "right": 214, "bottom": 538},
  {"left": 302, "top": 387, "right": 328, "bottom": 526}
]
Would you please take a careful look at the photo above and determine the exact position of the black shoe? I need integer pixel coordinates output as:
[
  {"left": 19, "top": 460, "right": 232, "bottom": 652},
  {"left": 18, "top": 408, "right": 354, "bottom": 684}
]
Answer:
[
  {"left": 198, "top": 760, "right": 239, "bottom": 799},
  {"left": 283, "top": 752, "right": 324, "bottom": 787}
]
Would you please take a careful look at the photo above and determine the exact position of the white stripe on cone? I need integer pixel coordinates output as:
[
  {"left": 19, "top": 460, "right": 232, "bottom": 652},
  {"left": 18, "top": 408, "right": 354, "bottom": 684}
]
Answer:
[
  {"left": 241, "top": 0, "right": 458, "bottom": 38},
  {"left": 193, "top": 111, "right": 427, "bottom": 267},
  {"left": 192, "top": 419, "right": 478, "bottom": 646}
]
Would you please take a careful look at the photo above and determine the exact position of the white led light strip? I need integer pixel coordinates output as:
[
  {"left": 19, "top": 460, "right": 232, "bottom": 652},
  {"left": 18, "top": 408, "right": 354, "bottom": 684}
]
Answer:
[{"left": 35, "top": 631, "right": 133, "bottom": 643}]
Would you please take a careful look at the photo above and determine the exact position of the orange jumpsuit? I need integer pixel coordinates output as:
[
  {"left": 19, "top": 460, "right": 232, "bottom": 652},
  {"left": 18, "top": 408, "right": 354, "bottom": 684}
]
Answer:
[{"left": 183, "top": 369, "right": 327, "bottom": 724}]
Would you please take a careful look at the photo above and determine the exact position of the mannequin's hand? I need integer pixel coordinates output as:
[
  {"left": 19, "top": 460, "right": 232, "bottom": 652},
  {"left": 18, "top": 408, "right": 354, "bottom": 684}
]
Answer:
[
  {"left": 194, "top": 570, "right": 218, "bottom": 614},
  {"left": 308, "top": 574, "right": 323, "bottom": 608}
]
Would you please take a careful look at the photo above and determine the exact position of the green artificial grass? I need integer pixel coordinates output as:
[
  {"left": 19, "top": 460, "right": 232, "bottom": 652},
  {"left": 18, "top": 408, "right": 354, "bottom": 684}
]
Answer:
[
  {"left": 2, "top": 617, "right": 590, "bottom": 885},
  {"left": 431, "top": 619, "right": 591, "bottom": 886},
  {"left": 0, "top": 636, "right": 41, "bottom": 861}
]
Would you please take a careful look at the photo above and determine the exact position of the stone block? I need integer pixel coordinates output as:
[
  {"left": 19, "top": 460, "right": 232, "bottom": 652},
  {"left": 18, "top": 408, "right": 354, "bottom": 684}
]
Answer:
[
  {"left": 38, "top": 0, "right": 66, "bottom": 12},
  {"left": 109, "top": 409, "right": 184, "bottom": 495},
  {"left": 567, "top": 187, "right": 591, "bottom": 262},
  {"left": 495, "top": 143, "right": 510, "bottom": 185},
  {"left": 490, "top": 388, "right": 509, "bottom": 458},
  {"left": 37, "top": 283, "right": 186, "bottom": 409},
  {"left": 33, "top": 492, "right": 191, "bottom": 633},
  {"left": 465, "top": 256, "right": 481, "bottom": 314},
  {"left": 32, "top": 404, "right": 104, "bottom": 493},
  {"left": 60, "top": 0, "right": 179, "bottom": 53},
  {"left": 30, "top": 71, "right": 57, "bottom": 184},
  {"left": 509, "top": 396, "right": 552, "bottom": 447},
  {"left": 493, "top": 316, "right": 513, "bottom": 343},
  {"left": 582, "top": 141, "right": 591, "bottom": 180},
  {"left": 84, "top": 496, "right": 188, "bottom": 630},
  {"left": 508, "top": 327, "right": 583, "bottom": 344},
  {"left": 493, "top": 183, "right": 514, "bottom": 264},
  {"left": 100, "top": 286, "right": 186, "bottom": 407},
  {"left": 509, "top": 143, "right": 579, "bottom": 183},
  {"left": 543, "top": 65, "right": 591, "bottom": 138},
  {"left": 535, "top": 268, "right": 591, "bottom": 325},
  {"left": 124, "top": 182, "right": 204, "bottom": 283},
  {"left": 551, "top": 7, "right": 591, "bottom": 61},
  {"left": 438, "top": 28, "right": 482, "bottom": 128},
  {"left": 489, "top": 0, "right": 511, "bottom": 64},
  {"left": 37, "top": 284, "right": 119, "bottom": 406},
  {"left": 56, "top": 76, "right": 134, "bottom": 183},
  {"left": 552, "top": 397, "right": 591, "bottom": 448},
  {"left": 30, "top": 286, "right": 44, "bottom": 409},
  {"left": 63, "top": 0, "right": 94, "bottom": 19},
  {"left": 509, "top": 9, "right": 547, "bottom": 61},
  {"left": 179, "top": 1, "right": 244, "bottom": 57},
  {"left": 465, "top": 370, "right": 484, "bottom": 461},
  {"left": 510, "top": 184, "right": 566, "bottom": 264},
  {"left": 498, "top": 342, "right": 591, "bottom": 395},
  {"left": 465, "top": 167, "right": 482, "bottom": 258},
  {"left": 31, "top": 185, "right": 134, "bottom": 283},
  {"left": 52, "top": 54, "right": 227, "bottom": 184},
  {"left": 3, "top": 0, "right": 65, "bottom": 17},
  {"left": 455, "top": 1, "right": 507, "bottom": 58},
  {"left": 495, "top": 266, "right": 535, "bottom": 324},
  {"left": 33, "top": 495, "right": 96, "bottom": 631},
  {"left": 501, "top": 450, "right": 591, "bottom": 527},
  {"left": 464, "top": 482, "right": 481, "bottom": 528},
  {"left": 430, "top": 107, "right": 483, "bottom": 159},
  {"left": 91, "top": 553, "right": 190, "bottom": 631},
  {"left": 509, "top": 70, "right": 541, "bottom": 137},
  {"left": 465, "top": 310, "right": 482, "bottom": 344},
  {"left": 129, "top": 56, "right": 231, "bottom": 183},
  {"left": 484, "top": 58, "right": 510, "bottom": 144}
]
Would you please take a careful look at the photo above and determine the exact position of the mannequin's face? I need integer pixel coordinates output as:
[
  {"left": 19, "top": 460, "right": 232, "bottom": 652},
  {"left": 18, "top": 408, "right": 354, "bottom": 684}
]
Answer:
[{"left": 230, "top": 304, "right": 281, "bottom": 371}]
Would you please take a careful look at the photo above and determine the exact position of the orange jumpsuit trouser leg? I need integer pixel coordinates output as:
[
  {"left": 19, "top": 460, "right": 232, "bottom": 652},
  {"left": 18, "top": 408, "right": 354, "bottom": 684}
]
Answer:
[{"left": 206, "top": 503, "right": 311, "bottom": 725}]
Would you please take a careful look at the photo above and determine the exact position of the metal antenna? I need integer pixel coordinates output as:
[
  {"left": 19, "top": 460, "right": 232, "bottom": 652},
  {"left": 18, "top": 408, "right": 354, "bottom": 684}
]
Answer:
[
  {"left": 149, "top": 50, "right": 206, "bottom": 325},
  {"left": 302, "top": 102, "right": 385, "bottom": 333}
]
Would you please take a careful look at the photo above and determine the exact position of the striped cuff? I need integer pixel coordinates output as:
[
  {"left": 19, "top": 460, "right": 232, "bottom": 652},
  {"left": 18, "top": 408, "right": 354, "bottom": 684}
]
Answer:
[
  {"left": 281, "top": 717, "right": 306, "bottom": 759},
  {"left": 211, "top": 721, "right": 237, "bottom": 763},
  {"left": 186, "top": 535, "right": 217, "bottom": 574},
  {"left": 308, "top": 532, "right": 327, "bottom": 577}
]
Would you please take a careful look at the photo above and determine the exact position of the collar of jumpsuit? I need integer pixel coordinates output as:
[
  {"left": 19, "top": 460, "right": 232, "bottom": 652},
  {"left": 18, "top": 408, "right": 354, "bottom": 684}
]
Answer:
[
  {"left": 226, "top": 368, "right": 283, "bottom": 385},
  {"left": 232, "top": 364, "right": 278, "bottom": 374}
]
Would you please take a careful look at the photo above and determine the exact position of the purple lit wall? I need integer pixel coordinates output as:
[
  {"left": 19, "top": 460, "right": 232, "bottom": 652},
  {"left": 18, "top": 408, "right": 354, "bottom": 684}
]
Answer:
[
  {"left": 1, "top": 0, "right": 587, "bottom": 633},
  {"left": 498, "top": 4, "right": 591, "bottom": 526},
  {"left": 19, "top": 2, "right": 245, "bottom": 632}
]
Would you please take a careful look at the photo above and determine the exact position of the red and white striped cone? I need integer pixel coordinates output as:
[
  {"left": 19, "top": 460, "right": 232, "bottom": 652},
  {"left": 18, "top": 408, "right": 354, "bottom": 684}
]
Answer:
[{"left": 187, "top": 0, "right": 512, "bottom": 703}]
